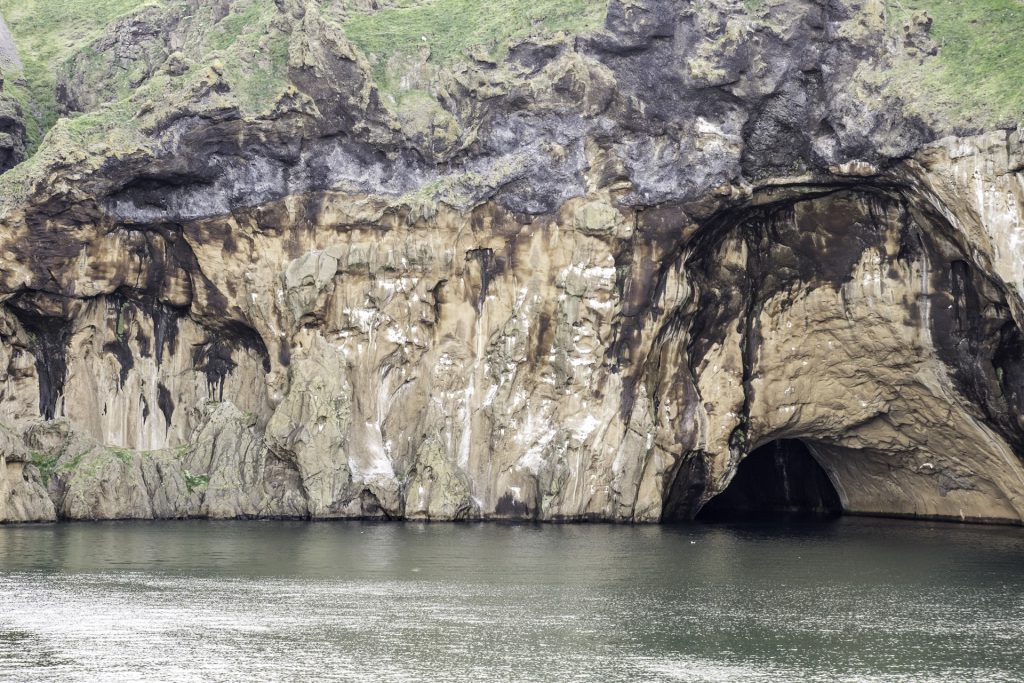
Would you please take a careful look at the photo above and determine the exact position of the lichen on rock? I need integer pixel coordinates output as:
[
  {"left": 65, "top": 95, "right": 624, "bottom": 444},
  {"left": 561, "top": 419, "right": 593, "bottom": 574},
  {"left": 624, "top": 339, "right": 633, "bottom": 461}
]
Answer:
[{"left": 0, "top": 0, "right": 1022, "bottom": 524}]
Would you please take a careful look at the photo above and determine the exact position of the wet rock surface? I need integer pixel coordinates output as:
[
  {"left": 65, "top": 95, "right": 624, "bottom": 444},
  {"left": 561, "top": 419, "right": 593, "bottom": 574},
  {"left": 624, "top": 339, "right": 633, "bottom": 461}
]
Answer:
[{"left": 0, "top": 0, "right": 1022, "bottom": 523}]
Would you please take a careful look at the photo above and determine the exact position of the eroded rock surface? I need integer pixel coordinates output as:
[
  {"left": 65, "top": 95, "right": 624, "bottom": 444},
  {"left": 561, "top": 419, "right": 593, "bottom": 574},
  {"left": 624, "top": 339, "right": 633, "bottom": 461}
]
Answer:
[{"left": 0, "top": 0, "right": 1023, "bottom": 523}]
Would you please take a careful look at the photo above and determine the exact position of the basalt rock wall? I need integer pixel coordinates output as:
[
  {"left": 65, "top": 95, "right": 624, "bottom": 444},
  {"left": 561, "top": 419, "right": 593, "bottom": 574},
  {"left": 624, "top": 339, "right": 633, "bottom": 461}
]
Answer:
[{"left": 0, "top": 0, "right": 1022, "bottom": 524}]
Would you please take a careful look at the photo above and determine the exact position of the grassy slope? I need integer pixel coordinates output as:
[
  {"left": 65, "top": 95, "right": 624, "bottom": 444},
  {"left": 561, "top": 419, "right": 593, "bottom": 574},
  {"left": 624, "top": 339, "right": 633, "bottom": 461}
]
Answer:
[
  {"left": 0, "top": 0, "right": 290, "bottom": 156},
  {"left": 343, "top": 0, "right": 609, "bottom": 91},
  {"left": 0, "top": 0, "right": 1018, "bottom": 185},
  {"left": 0, "top": 0, "right": 156, "bottom": 151},
  {"left": 347, "top": 0, "right": 1023, "bottom": 128},
  {"left": 886, "top": 0, "right": 1024, "bottom": 127}
]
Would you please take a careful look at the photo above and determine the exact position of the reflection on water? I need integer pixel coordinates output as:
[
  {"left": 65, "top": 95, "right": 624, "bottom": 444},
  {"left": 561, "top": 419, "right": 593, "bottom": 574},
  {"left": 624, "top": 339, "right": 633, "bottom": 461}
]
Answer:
[{"left": 0, "top": 519, "right": 1022, "bottom": 682}]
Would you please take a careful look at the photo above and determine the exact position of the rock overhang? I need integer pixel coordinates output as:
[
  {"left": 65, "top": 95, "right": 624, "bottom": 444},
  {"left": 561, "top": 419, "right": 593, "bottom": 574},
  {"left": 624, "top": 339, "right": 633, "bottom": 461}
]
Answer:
[{"left": 0, "top": 0, "right": 1021, "bottom": 524}]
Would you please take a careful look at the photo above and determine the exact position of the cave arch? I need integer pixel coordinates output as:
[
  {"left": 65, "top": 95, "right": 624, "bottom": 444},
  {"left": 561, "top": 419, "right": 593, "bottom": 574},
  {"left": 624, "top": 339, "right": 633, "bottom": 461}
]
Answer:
[
  {"left": 650, "top": 179, "right": 1024, "bottom": 526},
  {"left": 695, "top": 440, "right": 842, "bottom": 521}
]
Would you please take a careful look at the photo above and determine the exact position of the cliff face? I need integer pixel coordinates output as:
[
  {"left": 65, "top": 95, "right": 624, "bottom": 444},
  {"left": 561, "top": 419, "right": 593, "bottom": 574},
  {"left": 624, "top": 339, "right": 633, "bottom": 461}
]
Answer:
[{"left": 0, "top": 0, "right": 1023, "bottom": 523}]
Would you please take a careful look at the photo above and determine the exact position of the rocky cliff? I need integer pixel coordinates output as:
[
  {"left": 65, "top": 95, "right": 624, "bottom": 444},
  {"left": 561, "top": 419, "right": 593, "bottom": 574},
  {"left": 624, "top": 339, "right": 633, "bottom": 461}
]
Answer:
[{"left": 0, "top": 0, "right": 1022, "bottom": 524}]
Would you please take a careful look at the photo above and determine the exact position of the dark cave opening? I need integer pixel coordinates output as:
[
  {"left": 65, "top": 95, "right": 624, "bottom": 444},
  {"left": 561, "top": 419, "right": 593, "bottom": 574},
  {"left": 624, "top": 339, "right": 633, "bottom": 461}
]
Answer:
[{"left": 695, "top": 439, "right": 842, "bottom": 521}]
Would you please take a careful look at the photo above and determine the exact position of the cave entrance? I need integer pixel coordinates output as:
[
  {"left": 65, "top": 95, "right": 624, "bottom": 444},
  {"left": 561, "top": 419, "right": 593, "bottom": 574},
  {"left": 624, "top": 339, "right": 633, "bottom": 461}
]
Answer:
[{"left": 695, "top": 439, "right": 842, "bottom": 521}]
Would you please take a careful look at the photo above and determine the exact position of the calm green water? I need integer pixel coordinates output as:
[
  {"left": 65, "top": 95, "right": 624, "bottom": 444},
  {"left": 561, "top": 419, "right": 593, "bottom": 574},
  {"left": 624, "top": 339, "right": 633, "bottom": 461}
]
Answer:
[{"left": 0, "top": 518, "right": 1022, "bottom": 682}]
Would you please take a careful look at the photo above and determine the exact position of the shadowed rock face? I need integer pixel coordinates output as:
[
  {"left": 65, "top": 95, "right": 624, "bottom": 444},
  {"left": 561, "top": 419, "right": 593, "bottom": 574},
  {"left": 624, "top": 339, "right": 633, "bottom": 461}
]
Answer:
[
  {"left": 692, "top": 440, "right": 842, "bottom": 521},
  {"left": 0, "top": 0, "right": 1023, "bottom": 524}
]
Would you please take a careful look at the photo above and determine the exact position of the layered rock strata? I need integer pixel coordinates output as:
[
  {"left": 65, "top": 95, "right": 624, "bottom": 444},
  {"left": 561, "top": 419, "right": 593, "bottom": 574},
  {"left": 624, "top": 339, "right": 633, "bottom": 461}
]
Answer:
[{"left": 0, "top": 0, "right": 1022, "bottom": 524}]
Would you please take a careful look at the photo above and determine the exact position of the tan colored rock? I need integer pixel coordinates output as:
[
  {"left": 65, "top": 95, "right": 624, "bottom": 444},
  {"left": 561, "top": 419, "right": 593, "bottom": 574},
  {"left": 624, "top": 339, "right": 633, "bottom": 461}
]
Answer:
[
  {"left": 0, "top": 1, "right": 1022, "bottom": 527},
  {"left": 0, "top": 424, "right": 55, "bottom": 522}
]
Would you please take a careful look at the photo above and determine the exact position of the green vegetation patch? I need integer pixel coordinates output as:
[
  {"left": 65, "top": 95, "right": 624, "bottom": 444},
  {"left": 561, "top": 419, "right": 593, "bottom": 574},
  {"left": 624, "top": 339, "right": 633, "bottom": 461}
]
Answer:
[
  {"left": 108, "top": 447, "right": 133, "bottom": 465},
  {"left": 216, "top": 14, "right": 292, "bottom": 115},
  {"left": 886, "top": 0, "right": 1024, "bottom": 127},
  {"left": 0, "top": 0, "right": 291, "bottom": 161},
  {"left": 184, "top": 471, "right": 210, "bottom": 494},
  {"left": 742, "top": 0, "right": 767, "bottom": 14},
  {"left": 27, "top": 446, "right": 92, "bottom": 485},
  {"left": 343, "top": 0, "right": 608, "bottom": 92},
  {"left": 0, "top": 0, "right": 156, "bottom": 151},
  {"left": 29, "top": 450, "right": 58, "bottom": 484}
]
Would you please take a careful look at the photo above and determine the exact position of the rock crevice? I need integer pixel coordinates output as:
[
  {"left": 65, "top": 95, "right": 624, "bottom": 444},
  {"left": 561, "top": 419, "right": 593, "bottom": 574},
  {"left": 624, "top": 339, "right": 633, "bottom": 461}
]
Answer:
[{"left": 0, "top": 0, "right": 1022, "bottom": 524}]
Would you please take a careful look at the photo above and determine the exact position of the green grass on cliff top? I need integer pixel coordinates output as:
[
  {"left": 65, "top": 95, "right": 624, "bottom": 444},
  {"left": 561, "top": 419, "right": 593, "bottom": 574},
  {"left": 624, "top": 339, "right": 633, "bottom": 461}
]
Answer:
[
  {"left": 0, "top": 0, "right": 1020, "bottom": 187},
  {"left": 0, "top": 0, "right": 288, "bottom": 156},
  {"left": 343, "top": 0, "right": 608, "bottom": 91},
  {"left": 887, "top": 0, "right": 1024, "bottom": 127},
  {"left": 0, "top": 0, "right": 154, "bottom": 150}
]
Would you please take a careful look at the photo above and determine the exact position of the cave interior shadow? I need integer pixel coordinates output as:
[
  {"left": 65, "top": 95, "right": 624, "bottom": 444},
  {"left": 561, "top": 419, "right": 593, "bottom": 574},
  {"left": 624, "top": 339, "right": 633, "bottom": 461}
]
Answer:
[{"left": 694, "top": 439, "right": 843, "bottom": 522}]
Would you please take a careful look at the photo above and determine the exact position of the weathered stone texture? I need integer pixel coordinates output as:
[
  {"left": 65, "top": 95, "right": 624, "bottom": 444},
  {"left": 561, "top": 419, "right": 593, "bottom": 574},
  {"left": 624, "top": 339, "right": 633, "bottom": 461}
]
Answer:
[{"left": 0, "top": 0, "right": 1022, "bottom": 523}]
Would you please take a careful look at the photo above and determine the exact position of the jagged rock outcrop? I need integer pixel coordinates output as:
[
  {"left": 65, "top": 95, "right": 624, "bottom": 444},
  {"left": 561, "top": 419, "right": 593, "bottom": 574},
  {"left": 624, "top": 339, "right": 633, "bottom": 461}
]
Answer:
[
  {"left": 0, "top": 0, "right": 1022, "bottom": 524},
  {"left": 0, "top": 75, "right": 25, "bottom": 173}
]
